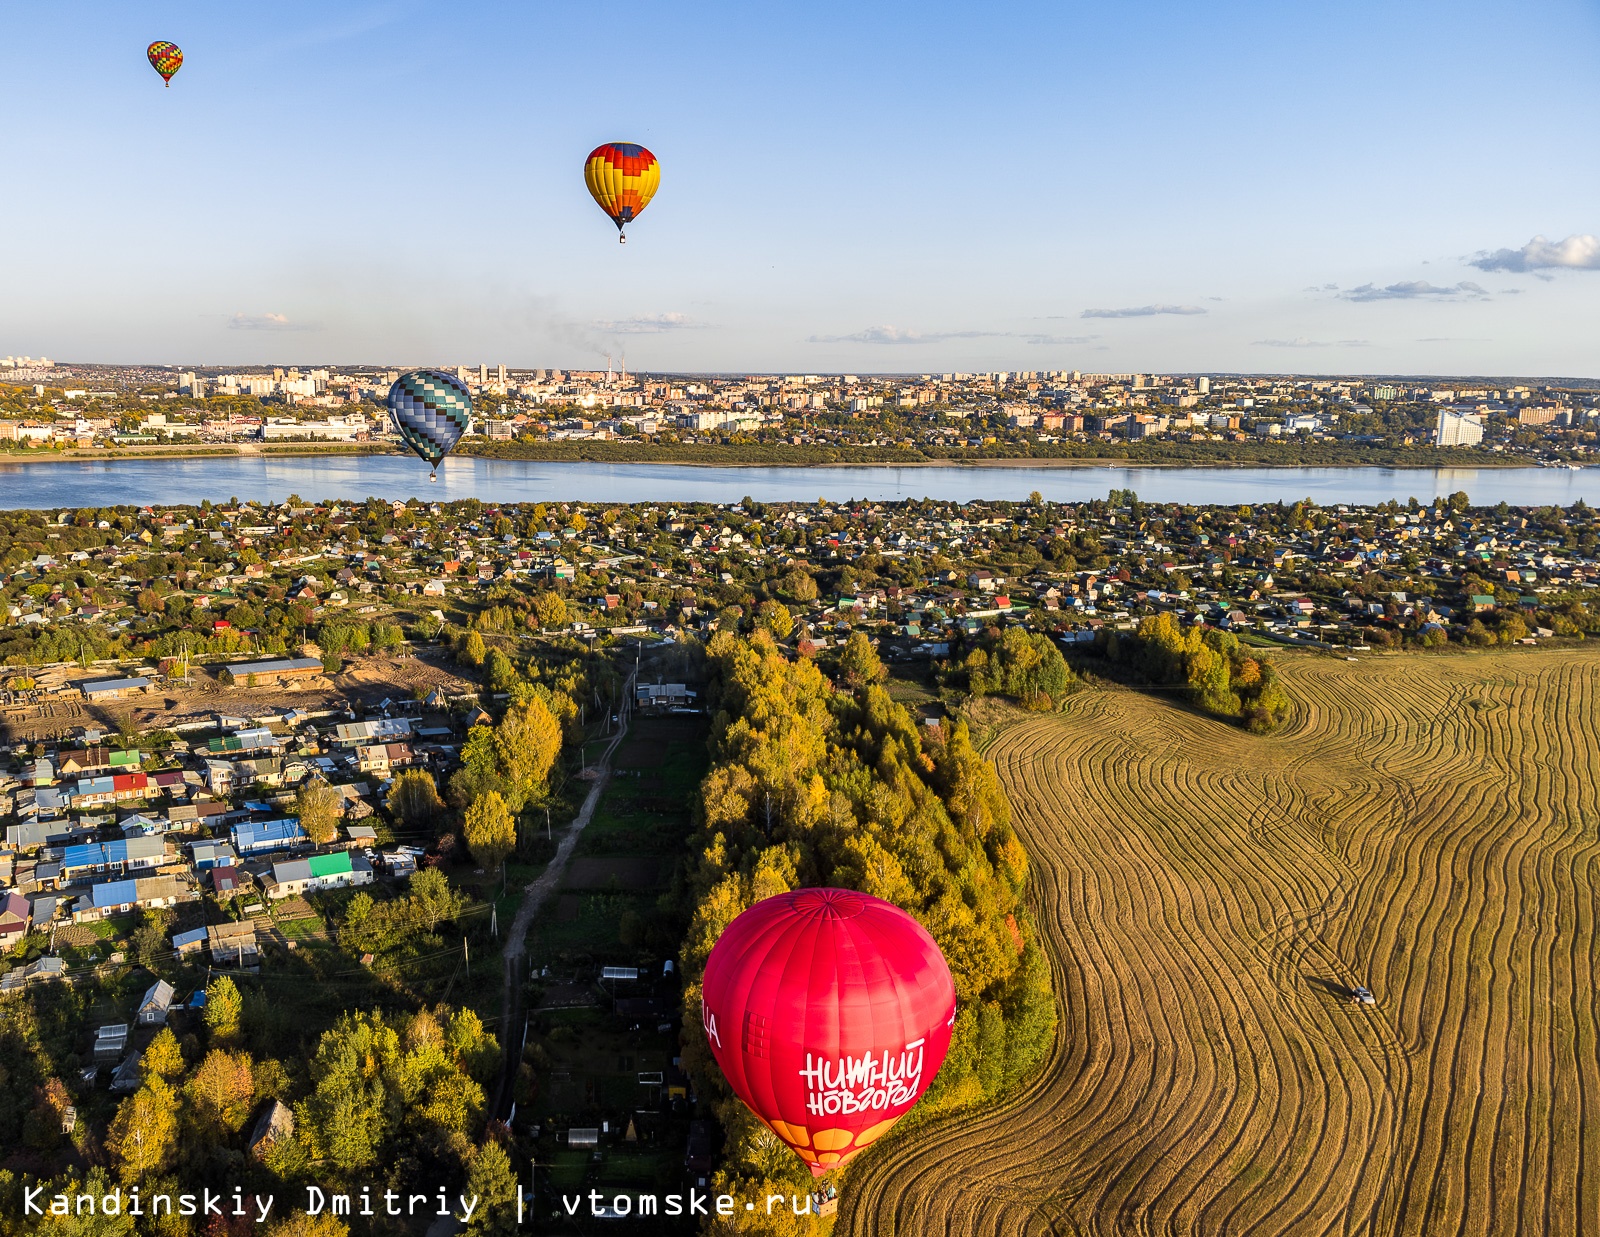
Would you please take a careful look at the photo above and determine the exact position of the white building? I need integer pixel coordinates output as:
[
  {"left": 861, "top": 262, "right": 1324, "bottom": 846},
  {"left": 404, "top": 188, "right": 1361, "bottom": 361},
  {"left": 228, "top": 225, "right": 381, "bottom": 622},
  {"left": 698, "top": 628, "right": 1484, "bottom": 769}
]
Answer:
[{"left": 1435, "top": 408, "right": 1484, "bottom": 448}]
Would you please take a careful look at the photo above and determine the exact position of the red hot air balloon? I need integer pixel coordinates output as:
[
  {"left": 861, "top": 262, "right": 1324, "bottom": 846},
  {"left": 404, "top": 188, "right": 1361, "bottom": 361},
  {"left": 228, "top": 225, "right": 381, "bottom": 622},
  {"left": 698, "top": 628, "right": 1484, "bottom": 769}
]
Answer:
[{"left": 700, "top": 888, "right": 957, "bottom": 1176}]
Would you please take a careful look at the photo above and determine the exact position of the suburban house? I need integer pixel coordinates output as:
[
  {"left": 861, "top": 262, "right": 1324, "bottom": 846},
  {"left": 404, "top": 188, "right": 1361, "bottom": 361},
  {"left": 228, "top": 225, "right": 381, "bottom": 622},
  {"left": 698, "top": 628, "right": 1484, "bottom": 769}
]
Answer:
[
  {"left": 333, "top": 718, "right": 412, "bottom": 749},
  {"left": 59, "top": 836, "right": 167, "bottom": 882},
  {"left": 230, "top": 818, "right": 307, "bottom": 857},
  {"left": 354, "top": 742, "right": 413, "bottom": 775},
  {"left": 189, "top": 840, "right": 237, "bottom": 871},
  {"left": 262, "top": 851, "right": 373, "bottom": 899},
  {"left": 72, "top": 874, "right": 191, "bottom": 922},
  {"left": 635, "top": 683, "right": 696, "bottom": 711},
  {"left": 0, "top": 892, "right": 31, "bottom": 949},
  {"left": 67, "top": 773, "right": 151, "bottom": 808},
  {"left": 206, "top": 727, "right": 281, "bottom": 757},
  {"left": 56, "top": 746, "right": 113, "bottom": 776},
  {"left": 207, "top": 921, "right": 259, "bottom": 966},
  {"left": 136, "top": 979, "right": 175, "bottom": 1026}
]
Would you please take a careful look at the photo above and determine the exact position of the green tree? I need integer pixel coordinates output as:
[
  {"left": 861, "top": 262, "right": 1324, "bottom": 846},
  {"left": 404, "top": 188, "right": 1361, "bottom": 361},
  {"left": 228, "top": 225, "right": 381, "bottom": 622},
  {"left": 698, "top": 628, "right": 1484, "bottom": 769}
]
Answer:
[
  {"left": 448, "top": 724, "right": 505, "bottom": 808},
  {"left": 463, "top": 791, "right": 516, "bottom": 872},
  {"left": 293, "top": 777, "right": 342, "bottom": 845},
  {"left": 203, "top": 976, "right": 243, "bottom": 1043},
  {"left": 837, "top": 630, "right": 887, "bottom": 689},
  {"left": 388, "top": 768, "right": 446, "bottom": 830},
  {"left": 408, "top": 868, "right": 465, "bottom": 932},
  {"left": 131, "top": 907, "right": 173, "bottom": 970},
  {"left": 494, "top": 697, "right": 563, "bottom": 812},
  {"left": 532, "top": 591, "right": 569, "bottom": 629},
  {"left": 463, "top": 1142, "right": 519, "bottom": 1236},
  {"left": 142, "top": 1027, "right": 184, "bottom": 1081},
  {"left": 459, "top": 630, "right": 486, "bottom": 667},
  {"left": 757, "top": 599, "right": 794, "bottom": 640},
  {"left": 484, "top": 647, "right": 518, "bottom": 693},
  {"left": 781, "top": 568, "right": 819, "bottom": 602}
]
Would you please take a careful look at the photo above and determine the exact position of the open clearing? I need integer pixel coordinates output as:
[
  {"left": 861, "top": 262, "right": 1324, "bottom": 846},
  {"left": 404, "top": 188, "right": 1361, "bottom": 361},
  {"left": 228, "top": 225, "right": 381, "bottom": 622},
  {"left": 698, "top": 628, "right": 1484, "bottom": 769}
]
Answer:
[{"left": 843, "top": 647, "right": 1600, "bottom": 1236}]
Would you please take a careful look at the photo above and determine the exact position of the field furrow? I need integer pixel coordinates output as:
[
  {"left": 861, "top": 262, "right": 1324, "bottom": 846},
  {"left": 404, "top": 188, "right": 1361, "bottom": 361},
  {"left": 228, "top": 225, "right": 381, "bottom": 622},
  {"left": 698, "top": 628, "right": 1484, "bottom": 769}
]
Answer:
[{"left": 841, "top": 649, "right": 1600, "bottom": 1237}]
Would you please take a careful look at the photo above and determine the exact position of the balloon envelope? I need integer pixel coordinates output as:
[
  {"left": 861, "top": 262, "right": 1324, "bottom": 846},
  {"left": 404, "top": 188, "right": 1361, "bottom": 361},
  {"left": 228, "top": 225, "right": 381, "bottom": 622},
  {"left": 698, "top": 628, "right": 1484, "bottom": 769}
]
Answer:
[
  {"left": 147, "top": 41, "right": 182, "bottom": 86},
  {"left": 386, "top": 370, "right": 472, "bottom": 469},
  {"left": 584, "top": 143, "right": 660, "bottom": 233},
  {"left": 700, "top": 888, "right": 957, "bottom": 1176}
]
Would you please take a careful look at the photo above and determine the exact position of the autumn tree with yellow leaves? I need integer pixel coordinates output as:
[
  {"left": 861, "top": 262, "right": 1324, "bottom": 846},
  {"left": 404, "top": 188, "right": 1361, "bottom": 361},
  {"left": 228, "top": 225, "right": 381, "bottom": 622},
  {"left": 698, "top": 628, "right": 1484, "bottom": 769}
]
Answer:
[{"left": 678, "top": 629, "right": 1055, "bottom": 1230}]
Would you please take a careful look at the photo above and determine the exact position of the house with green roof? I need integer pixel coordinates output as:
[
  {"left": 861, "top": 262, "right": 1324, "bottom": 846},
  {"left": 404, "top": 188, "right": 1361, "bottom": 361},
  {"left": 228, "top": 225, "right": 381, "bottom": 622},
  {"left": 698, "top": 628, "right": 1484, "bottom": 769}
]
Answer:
[{"left": 262, "top": 850, "right": 373, "bottom": 899}]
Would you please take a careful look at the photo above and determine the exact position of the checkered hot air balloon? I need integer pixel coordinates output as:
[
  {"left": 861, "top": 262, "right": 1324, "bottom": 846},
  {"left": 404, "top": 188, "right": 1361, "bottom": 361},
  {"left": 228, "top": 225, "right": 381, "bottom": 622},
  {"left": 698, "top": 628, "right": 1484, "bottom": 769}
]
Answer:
[
  {"left": 147, "top": 41, "right": 183, "bottom": 87},
  {"left": 584, "top": 142, "right": 660, "bottom": 244},
  {"left": 386, "top": 370, "right": 473, "bottom": 482}
]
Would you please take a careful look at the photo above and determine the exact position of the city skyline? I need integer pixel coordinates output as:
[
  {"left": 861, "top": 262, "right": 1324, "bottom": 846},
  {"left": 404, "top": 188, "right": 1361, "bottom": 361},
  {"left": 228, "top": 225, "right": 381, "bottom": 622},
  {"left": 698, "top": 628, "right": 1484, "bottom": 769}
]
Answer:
[{"left": 3, "top": 1, "right": 1598, "bottom": 374}]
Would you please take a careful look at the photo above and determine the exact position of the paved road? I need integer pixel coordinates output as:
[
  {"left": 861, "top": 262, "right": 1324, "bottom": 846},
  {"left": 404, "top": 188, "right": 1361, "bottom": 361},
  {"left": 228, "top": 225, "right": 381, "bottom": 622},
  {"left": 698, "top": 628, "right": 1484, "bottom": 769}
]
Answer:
[{"left": 487, "top": 677, "right": 633, "bottom": 1121}]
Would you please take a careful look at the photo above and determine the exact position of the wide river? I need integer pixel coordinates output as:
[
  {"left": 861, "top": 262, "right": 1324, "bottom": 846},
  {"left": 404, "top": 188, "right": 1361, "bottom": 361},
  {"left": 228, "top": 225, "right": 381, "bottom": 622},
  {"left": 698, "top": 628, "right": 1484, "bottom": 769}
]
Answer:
[{"left": 1, "top": 455, "right": 1597, "bottom": 509}]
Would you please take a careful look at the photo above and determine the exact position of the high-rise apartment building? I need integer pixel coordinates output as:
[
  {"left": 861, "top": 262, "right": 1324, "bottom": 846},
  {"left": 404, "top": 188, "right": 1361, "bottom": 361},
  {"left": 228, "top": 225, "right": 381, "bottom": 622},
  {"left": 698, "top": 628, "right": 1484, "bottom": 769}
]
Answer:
[{"left": 1435, "top": 408, "right": 1484, "bottom": 448}]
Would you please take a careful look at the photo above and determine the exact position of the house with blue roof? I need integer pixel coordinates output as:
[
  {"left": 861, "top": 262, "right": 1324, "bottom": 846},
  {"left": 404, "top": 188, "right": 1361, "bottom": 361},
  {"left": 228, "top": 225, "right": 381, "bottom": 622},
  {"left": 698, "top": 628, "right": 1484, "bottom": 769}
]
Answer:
[
  {"left": 77, "top": 877, "right": 138, "bottom": 917},
  {"left": 60, "top": 837, "right": 166, "bottom": 882},
  {"left": 230, "top": 818, "right": 306, "bottom": 857},
  {"left": 73, "top": 874, "right": 190, "bottom": 923},
  {"left": 190, "top": 840, "right": 238, "bottom": 871}
]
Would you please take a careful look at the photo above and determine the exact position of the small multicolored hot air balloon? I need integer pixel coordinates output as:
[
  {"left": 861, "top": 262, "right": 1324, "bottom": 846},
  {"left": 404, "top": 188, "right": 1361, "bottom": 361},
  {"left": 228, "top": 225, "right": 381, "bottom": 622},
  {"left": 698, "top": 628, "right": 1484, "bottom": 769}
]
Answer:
[
  {"left": 147, "top": 41, "right": 183, "bottom": 87},
  {"left": 386, "top": 370, "right": 472, "bottom": 483},
  {"left": 584, "top": 142, "right": 660, "bottom": 244},
  {"left": 700, "top": 888, "right": 957, "bottom": 1177}
]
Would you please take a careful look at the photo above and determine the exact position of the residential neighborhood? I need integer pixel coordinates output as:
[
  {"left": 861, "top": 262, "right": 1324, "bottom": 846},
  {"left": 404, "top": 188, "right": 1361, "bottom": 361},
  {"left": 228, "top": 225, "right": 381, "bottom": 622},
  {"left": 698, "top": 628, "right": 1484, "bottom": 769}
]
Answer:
[
  {"left": 1, "top": 485, "right": 1592, "bottom": 994},
  {"left": 4, "top": 361, "right": 1600, "bottom": 462}
]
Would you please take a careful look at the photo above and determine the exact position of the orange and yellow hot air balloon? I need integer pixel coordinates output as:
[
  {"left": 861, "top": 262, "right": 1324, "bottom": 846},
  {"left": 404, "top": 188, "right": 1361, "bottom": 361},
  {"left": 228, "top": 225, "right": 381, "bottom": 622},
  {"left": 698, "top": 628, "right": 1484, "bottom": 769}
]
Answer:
[
  {"left": 147, "top": 41, "right": 183, "bottom": 87},
  {"left": 584, "top": 143, "right": 660, "bottom": 244}
]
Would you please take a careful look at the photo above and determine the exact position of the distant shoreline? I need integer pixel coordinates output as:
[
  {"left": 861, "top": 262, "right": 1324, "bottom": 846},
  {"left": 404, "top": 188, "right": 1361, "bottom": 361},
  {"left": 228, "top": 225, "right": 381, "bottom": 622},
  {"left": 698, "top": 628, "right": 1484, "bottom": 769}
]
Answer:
[{"left": 0, "top": 444, "right": 1547, "bottom": 472}]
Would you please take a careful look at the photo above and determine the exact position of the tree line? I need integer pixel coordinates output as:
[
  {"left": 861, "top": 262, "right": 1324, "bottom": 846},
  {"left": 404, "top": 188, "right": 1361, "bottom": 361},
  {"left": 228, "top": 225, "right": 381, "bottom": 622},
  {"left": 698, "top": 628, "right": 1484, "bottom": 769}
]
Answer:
[
  {"left": 674, "top": 630, "right": 1055, "bottom": 1234},
  {"left": 1098, "top": 612, "right": 1293, "bottom": 732}
]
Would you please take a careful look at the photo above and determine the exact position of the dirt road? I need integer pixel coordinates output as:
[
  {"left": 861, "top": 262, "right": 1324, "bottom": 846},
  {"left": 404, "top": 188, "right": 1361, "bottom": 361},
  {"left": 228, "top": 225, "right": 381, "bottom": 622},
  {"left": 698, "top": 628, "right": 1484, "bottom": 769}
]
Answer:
[{"left": 487, "top": 676, "right": 633, "bottom": 1121}]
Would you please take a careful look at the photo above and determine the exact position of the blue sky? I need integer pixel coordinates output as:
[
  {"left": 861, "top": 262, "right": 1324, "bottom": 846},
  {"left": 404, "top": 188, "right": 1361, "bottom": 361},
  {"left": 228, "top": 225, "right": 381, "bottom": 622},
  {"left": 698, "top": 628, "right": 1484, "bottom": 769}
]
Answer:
[{"left": 4, "top": 1, "right": 1599, "bottom": 374}]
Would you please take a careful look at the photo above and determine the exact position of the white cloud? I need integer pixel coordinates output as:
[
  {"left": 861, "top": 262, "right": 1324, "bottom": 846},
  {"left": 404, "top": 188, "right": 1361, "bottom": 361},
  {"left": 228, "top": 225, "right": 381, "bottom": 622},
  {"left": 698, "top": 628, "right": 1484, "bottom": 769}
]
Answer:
[
  {"left": 1081, "top": 304, "right": 1206, "bottom": 318},
  {"left": 1339, "top": 281, "right": 1487, "bottom": 302},
  {"left": 1253, "top": 337, "right": 1370, "bottom": 348},
  {"left": 226, "top": 312, "right": 316, "bottom": 331},
  {"left": 806, "top": 325, "right": 1004, "bottom": 345},
  {"left": 591, "top": 312, "right": 712, "bottom": 334},
  {"left": 807, "top": 325, "right": 1096, "bottom": 347},
  {"left": 1470, "top": 233, "right": 1600, "bottom": 273}
]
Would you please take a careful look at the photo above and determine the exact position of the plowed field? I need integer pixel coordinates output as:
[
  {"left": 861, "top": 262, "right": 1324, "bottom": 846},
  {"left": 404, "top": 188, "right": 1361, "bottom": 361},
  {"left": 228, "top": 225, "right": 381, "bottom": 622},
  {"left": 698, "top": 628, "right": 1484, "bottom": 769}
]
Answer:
[{"left": 842, "top": 649, "right": 1600, "bottom": 1236}]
